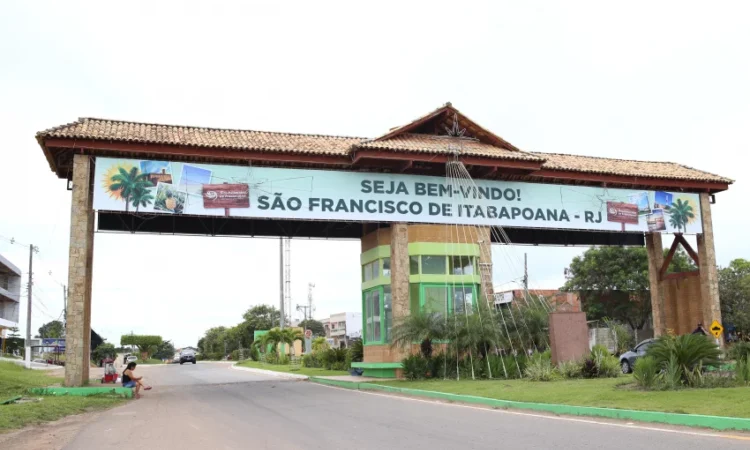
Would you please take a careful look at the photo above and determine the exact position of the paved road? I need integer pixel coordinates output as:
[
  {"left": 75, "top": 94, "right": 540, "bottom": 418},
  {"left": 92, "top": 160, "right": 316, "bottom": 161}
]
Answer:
[{"left": 66, "top": 363, "right": 749, "bottom": 450}]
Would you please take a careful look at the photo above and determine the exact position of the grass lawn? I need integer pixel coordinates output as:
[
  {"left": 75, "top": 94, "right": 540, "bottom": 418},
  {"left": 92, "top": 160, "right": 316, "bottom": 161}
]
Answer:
[
  {"left": 377, "top": 376, "right": 750, "bottom": 418},
  {"left": 236, "top": 360, "right": 349, "bottom": 377},
  {"left": 0, "top": 362, "right": 124, "bottom": 433}
]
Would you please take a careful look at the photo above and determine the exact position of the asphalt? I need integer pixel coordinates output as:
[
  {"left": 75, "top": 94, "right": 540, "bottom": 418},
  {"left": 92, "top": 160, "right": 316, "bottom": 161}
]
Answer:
[{"left": 65, "top": 363, "right": 750, "bottom": 450}]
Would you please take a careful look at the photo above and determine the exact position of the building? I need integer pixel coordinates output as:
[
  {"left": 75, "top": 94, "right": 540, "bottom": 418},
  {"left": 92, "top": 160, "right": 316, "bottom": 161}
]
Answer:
[
  {"left": 319, "top": 313, "right": 362, "bottom": 348},
  {"left": 0, "top": 253, "right": 21, "bottom": 351}
]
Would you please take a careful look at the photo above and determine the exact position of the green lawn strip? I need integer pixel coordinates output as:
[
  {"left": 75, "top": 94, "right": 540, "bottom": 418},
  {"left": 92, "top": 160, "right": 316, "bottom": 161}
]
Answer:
[
  {"left": 236, "top": 360, "right": 349, "bottom": 377},
  {"left": 0, "top": 362, "right": 124, "bottom": 433},
  {"left": 375, "top": 377, "right": 750, "bottom": 418}
]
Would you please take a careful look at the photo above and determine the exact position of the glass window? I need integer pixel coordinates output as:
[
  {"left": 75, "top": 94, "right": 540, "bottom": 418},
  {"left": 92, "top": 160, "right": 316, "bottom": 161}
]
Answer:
[
  {"left": 423, "top": 286, "right": 448, "bottom": 315},
  {"left": 449, "top": 256, "right": 474, "bottom": 275},
  {"left": 372, "top": 259, "right": 380, "bottom": 279},
  {"left": 452, "top": 286, "right": 474, "bottom": 314},
  {"left": 410, "top": 283, "right": 420, "bottom": 313},
  {"left": 409, "top": 256, "right": 420, "bottom": 275},
  {"left": 382, "top": 258, "right": 391, "bottom": 277},
  {"left": 383, "top": 286, "right": 392, "bottom": 342},
  {"left": 421, "top": 255, "right": 446, "bottom": 275},
  {"left": 365, "top": 289, "right": 382, "bottom": 343},
  {"left": 363, "top": 260, "right": 381, "bottom": 282}
]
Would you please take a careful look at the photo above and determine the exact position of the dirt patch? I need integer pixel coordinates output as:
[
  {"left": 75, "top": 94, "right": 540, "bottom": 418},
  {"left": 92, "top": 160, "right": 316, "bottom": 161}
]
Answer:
[{"left": 0, "top": 409, "right": 103, "bottom": 450}]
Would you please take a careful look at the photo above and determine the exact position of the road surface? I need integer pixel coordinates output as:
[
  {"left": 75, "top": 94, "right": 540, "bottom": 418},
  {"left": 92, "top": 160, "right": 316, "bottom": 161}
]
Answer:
[{"left": 65, "top": 363, "right": 749, "bottom": 450}]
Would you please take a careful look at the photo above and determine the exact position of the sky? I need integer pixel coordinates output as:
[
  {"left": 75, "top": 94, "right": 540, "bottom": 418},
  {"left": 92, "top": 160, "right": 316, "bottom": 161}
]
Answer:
[{"left": 0, "top": 1, "right": 748, "bottom": 348}]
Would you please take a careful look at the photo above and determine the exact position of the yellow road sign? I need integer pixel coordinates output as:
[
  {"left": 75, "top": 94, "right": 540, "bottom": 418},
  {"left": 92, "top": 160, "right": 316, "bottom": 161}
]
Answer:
[{"left": 709, "top": 320, "right": 723, "bottom": 339}]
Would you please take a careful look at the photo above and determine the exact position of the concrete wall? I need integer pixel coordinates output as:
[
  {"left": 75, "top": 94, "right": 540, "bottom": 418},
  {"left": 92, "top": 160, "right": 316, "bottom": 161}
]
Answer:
[{"left": 549, "top": 312, "right": 589, "bottom": 364}]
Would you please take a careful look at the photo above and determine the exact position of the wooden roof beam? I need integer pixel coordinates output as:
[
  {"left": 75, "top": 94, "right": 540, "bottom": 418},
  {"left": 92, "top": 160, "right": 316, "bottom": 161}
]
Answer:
[{"left": 533, "top": 169, "right": 730, "bottom": 193}]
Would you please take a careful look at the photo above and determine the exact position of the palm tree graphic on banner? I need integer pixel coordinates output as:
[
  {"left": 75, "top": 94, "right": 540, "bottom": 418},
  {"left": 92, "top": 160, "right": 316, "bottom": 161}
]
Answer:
[
  {"left": 108, "top": 167, "right": 154, "bottom": 212},
  {"left": 665, "top": 198, "right": 695, "bottom": 232}
]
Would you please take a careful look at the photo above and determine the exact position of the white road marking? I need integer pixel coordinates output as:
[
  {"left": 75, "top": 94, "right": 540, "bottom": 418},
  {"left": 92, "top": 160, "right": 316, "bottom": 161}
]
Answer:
[{"left": 314, "top": 383, "right": 750, "bottom": 442}]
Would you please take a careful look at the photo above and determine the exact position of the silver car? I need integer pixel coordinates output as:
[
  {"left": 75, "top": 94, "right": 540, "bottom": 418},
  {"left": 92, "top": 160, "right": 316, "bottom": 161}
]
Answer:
[{"left": 619, "top": 339, "right": 655, "bottom": 373}]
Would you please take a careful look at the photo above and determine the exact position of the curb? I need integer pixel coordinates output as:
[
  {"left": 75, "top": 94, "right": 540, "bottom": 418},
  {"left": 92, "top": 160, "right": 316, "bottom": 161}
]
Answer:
[
  {"left": 231, "top": 364, "right": 309, "bottom": 380},
  {"left": 28, "top": 387, "right": 133, "bottom": 399},
  {"left": 308, "top": 378, "right": 750, "bottom": 431}
]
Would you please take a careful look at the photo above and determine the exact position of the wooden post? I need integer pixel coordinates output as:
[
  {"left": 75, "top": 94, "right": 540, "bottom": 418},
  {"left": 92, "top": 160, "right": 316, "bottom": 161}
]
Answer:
[{"left": 645, "top": 233, "right": 665, "bottom": 337}]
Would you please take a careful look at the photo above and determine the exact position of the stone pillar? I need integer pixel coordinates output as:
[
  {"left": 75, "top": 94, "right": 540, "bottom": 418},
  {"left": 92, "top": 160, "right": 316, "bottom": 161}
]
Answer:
[
  {"left": 65, "top": 154, "right": 95, "bottom": 386},
  {"left": 476, "top": 227, "right": 494, "bottom": 306},
  {"left": 390, "top": 223, "right": 409, "bottom": 359},
  {"left": 697, "top": 193, "right": 722, "bottom": 343},
  {"left": 645, "top": 233, "right": 666, "bottom": 337}
]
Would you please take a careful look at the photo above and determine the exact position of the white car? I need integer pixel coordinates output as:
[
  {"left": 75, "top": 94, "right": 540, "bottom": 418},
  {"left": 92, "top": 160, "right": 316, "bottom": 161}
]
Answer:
[{"left": 125, "top": 355, "right": 138, "bottom": 364}]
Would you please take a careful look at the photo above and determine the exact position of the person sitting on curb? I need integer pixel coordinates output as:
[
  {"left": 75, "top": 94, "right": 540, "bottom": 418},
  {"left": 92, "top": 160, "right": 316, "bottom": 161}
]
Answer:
[{"left": 122, "top": 362, "right": 152, "bottom": 399}]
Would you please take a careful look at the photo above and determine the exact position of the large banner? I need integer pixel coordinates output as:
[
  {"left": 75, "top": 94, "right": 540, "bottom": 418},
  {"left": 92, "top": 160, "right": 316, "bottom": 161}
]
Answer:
[{"left": 93, "top": 157, "right": 703, "bottom": 233}]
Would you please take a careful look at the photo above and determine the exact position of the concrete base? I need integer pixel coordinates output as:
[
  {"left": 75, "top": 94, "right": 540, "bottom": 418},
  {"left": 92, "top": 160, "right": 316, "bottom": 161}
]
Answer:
[{"left": 549, "top": 311, "right": 589, "bottom": 365}]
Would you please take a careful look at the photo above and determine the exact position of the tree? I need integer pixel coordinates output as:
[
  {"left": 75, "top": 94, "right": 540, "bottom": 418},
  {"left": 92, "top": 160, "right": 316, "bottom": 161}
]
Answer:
[
  {"left": 562, "top": 246, "right": 696, "bottom": 330},
  {"left": 3, "top": 327, "right": 23, "bottom": 355},
  {"left": 719, "top": 259, "right": 750, "bottom": 335},
  {"left": 92, "top": 343, "right": 116, "bottom": 363},
  {"left": 665, "top": 199, "right": 695, "bottom": 233},
  {"left": 258, "top": 327, "right": 303, "bottom": 356},
  {"left": 37, "top": 320, "right": 65, "bottom": 339},
  {"left": 109, "top": 167, "right": 153, "bottom": 212},
  {"left": 298, "top": 319, "right": 325, "bottom": 337},
  {"left": 120, "top": 335, "right": 163, "bottom": 358},
  {"left": 390, "top": 312, "right": 449, "bottom": 358},
  {"left": 242, "top": 305, "right": 281, "bottom": 332}
]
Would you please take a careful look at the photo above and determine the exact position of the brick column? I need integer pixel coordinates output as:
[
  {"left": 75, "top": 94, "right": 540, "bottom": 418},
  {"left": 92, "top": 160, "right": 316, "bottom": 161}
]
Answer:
[
  {"left": 697, "top": 193, "right": 722, "bottom": 343},
  {"left": 645, "top": 233, "right": 666, "bottom": 337},
  {"left": 65, "top": 154, "right": 95, "bottom": 386},
  {"left": 390, "top": 223, "right": 409, "bottom": 359}
]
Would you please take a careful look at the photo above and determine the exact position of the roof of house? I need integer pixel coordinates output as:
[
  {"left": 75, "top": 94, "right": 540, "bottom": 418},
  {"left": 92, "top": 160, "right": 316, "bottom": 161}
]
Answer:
[{"left": 36, "top": 104, "right": 733, "bottom": 187}]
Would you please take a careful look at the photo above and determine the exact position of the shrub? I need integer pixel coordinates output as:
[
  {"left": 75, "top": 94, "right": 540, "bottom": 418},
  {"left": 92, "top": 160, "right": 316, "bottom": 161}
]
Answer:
[
  {"left": 402, "top": 354, "right": 430, "bottom": 380},
  {"left": 349, "top": 339, "right": 364, "bottom": 363},
  {"left": 558, "top": 360, "right": 582, "bottom": 378},
  {"left": 728, "top": 342, "right": 750, "bottom": 363},
  {"left": 736, "top": 358, "right": 750, "bottom": 384},
  {"left": 525, "top": 353, "right": 557, "bottom": 381},
  {"left": 633, "top": 356, "right": 660, "bottom": 389},
  {"left": 663, "top": 354, "right": 683, "bottom": 390},
  {"left": 312, "top": 337, "right": 329, "bottom": 353},
  {"left": 277, "top": 354, "right": 290, "bottom": 365},
  {"left": 249, "top": 345, "right": 260, "bottom": 362},
  {"left": 591, "top": 344, "right": 611, "bottom": 357},
  {"left": 301, "top": 353, "right": 320, "bottom": 368},
  {"left": 582, "top": 346, "right": 619, "bottom": 378},
  {"left": 647, "top": 334, "right": 721, "bottom": 384}
]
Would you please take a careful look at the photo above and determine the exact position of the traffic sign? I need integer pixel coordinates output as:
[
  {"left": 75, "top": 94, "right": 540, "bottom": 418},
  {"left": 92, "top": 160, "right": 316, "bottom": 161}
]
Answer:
[
  {"left": 709, "top": 320, "right": 723, "bottom": 339},
  {"left": 304, "top": 329, "right": 313, "bottom": 339}
]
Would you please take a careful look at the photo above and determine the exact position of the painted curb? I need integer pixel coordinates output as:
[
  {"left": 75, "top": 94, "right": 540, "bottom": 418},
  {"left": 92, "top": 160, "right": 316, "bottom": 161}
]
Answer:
[
  {"left": 28, "top": 387, "right": 133, "bottom": 399},
  {"left": 231, "top": 364, "right": 309, "bottom": 380},
  {"left": 308, "top": 378, "right": 750, "bottom": 431}
]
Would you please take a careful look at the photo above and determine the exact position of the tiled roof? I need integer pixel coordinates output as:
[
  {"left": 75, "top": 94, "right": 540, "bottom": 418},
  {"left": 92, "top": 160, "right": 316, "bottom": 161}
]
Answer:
[
  {"left": 37, "top": 118, "right": 362, "bottom": 156},
  {"left": 357, "top": 134, "right": 542, "bottom": 161},
  {"left": 37, "top": 116, "right": 732, "bottom": 185},
  {"left": 535, "top": 152, "right": 733, "bottom": 184}
]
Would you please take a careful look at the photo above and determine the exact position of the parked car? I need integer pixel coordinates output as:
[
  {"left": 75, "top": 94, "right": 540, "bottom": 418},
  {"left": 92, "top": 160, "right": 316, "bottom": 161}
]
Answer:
[
  {"left": 179, "top": 349, "right": 196, "bottom": 365},
  {"left": 172, "top": 353, "right": 181, "bottom": 364},
  {"left": 125, "top": 354, "right": 138, "bottom": 364},
  {"left": 619, "top": 338, "right": 655, "bottom": 373}
]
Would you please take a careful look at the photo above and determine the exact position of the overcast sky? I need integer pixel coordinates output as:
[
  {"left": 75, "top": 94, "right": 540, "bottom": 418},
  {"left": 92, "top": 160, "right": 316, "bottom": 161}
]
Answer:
[{"left": 1, "top": 1, "right": 747, "bottom": 348}]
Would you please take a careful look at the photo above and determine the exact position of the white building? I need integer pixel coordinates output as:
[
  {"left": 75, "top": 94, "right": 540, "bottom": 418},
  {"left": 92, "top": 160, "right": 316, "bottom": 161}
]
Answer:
[
  {"left": 322, "top": 312, "right": 362, "bottom": 348},
  {"left": 0, "top": 253, "right": 21, "bottom": 342}
]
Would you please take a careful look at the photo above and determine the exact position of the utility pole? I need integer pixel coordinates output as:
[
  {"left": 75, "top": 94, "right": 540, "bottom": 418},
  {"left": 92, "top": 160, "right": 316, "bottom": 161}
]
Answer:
[
  {"left": 279, "top": 238, "right": 285, "bottom": 330},
  {"left": 523, "top": 253, "right": 529, "bottom": 295},
  {"left": 25, "top": 244, "right": 38, "bottom": 369}
]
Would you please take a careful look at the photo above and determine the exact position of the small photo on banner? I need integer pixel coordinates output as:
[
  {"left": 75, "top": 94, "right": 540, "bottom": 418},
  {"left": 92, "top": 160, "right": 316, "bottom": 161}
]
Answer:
[
  {"left": 647, "top": 209, "right": 666, "bottom": 232},
  {"left": 140, "top": 160, "right": 173, "bottom": 185},
  {"left": 154, "top": 182, "right": 187, "bottom": 214}
]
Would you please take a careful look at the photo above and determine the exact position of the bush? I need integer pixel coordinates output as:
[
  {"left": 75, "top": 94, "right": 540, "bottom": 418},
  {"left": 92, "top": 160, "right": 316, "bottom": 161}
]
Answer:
[
  {"left": 348, "top": 339, "right": 364, "bottom": 364},
  {"left": 633, "top": 356, "right": 660, "bottom": 389},
  {"left": 581, "top": 346, "right": 620, "bottom": 378},
  {"left": 647, "top": 334, "right": 721, "bottom": 385},
  {"left": 729, "top": 341, "right": 750, "bottom": 362},
  {"left": 402, "top": 354, "right": 430, "bottom": 380},
  {"left": 525, "top": 353, "right": 557, "bottom": 381},
  {"left": 736, "top": 358, "right": 750, "bottom": 384},
  {"left": 663, "top": 354, "right": 683, "bottom": 390},
  {"left": 558, "top": 360, "right": 582, "bottom": 378},
  {"left": 230, "top": 350, "right": 240, "bottom": 361},
  {"left": 249, "top": 345, "right": 260, "bottom": 362},
  {"left": 301, "top": 353, "right": 319, "bottom": 368}
]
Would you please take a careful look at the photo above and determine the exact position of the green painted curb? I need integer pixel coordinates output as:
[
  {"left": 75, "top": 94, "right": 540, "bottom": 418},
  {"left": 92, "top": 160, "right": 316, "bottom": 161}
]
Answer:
[
  {"left": 28, "top": 387, "right": 133, "bottom": 399},
  {"left": 308, "top": 378, "right": 750, "bottom": 431},
  {"left": 1, "top": 396, "right": 22, "bottom": 405}
]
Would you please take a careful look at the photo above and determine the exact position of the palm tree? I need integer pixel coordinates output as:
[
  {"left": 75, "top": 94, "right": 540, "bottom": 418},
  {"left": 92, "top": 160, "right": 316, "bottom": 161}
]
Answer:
[
  {"left": 131, "top": 186, "right": 155, "bottom": 212},
  {"left": 665, "top": 199, "right": 695, "bottom": 232},
  {"left": 259, "top": 328, "right": 303, "bottom": 357},
  {"left": 390, "top": 312, "right": 449, "bottom": 359},
  {"left": 109, "top": 167, "right": 153, "bottom": 212}
]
